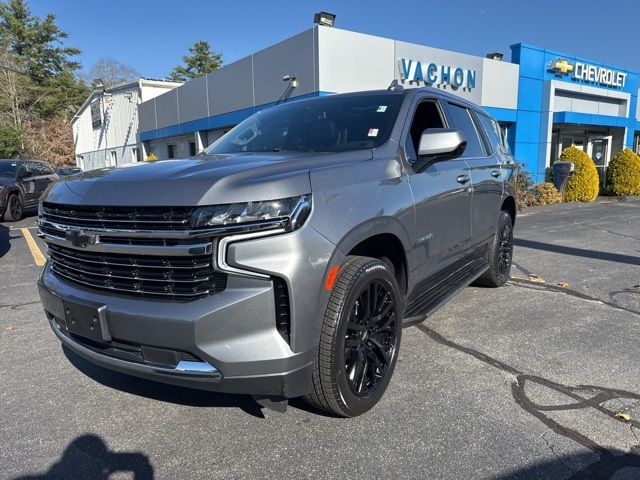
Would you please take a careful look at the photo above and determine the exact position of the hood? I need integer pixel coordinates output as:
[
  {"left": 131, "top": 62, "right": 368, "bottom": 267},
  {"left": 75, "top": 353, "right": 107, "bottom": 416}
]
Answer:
[
  {"left": 0, "top": 177, "right": 16, "bottom": 186},
  {"left": 44, "top": 150, "right": 372, "bottom": 207}
]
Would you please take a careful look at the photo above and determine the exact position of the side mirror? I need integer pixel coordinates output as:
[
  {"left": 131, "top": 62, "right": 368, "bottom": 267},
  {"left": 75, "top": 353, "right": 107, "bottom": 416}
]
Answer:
[
  {"left": 17, "top": 169, "right": 29, "bottom": 179},
  {"left": 418, "top": 128, "right": 467, "bottom": 159}
]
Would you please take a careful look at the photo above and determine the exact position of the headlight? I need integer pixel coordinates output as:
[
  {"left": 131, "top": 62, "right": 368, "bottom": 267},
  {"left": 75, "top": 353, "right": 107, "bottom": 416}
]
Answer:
[{"left": 191, "top": 194, "right": 311, "bottom": 232}]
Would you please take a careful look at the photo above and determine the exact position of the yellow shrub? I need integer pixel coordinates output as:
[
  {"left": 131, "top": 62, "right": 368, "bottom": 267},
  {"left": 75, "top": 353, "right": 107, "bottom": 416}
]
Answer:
[
  {"left": 559, "top": 146, "right": 599, "bottom": 202},
  {"left": 607, "top": 148, "right": 640, "bottom": 196},
  {"left": 145, "top": 153, "right": 158, "bottom": 162},
  {"left": 531, "top": 182, "right": 562, "bottom": 205}
]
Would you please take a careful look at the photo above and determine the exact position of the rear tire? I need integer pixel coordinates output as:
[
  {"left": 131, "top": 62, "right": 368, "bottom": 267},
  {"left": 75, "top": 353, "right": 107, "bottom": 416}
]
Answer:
[
  {"left": 305, "top": 256, "right": 402, "bottom": 417},
  {"left": 474, "top": 210, "right": 513, "bottom": 287},
  {"left": 4, "top": 194, "right": 23, "bottom": 222}
]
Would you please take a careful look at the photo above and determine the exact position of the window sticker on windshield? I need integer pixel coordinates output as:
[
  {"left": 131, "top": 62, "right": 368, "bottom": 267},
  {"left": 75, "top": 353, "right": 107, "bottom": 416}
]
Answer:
[
  {"left": 368, "top": 128, "right": 379, "bottom": 137},
  {"left": 377, "top": 105, "right": 387, "bottom": 113}
]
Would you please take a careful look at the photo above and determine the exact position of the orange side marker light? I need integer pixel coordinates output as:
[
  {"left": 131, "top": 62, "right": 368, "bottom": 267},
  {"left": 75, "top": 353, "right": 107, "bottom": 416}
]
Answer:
[{"left": 325, "top": 265, "right": 341, "bottom": 291}]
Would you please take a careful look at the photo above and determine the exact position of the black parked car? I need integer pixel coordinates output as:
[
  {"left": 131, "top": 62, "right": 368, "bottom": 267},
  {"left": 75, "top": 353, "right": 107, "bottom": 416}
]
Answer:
[
  {"left": 0, "top": 159, "right": 58, "bottom": 222},
  {"left": 55, "top": 166, "right": 83, "bottom": 177}
]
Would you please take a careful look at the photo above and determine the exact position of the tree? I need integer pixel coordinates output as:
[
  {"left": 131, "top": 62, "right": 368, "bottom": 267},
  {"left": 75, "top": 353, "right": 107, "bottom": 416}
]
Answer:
[
  {"left": 0, "top": 0, "right": 88, "bottom": 161},
  {"left": 0, "top": 123, "right": 22, "bottom": 158},
  {"left": 23, "top": 118, "right": 74, "bottom": 166},
  {"left": 168, "top": 40, "right": 222, "bottom": 82},
  {"left": 84, "top": 58, "right": 140, "bottom": 87},
  {"left": 0, "top": 0, "right": 80, "bottom": 78}
]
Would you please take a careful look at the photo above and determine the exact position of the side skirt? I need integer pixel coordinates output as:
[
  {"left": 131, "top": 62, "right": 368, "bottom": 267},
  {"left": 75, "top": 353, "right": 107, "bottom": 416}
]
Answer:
[{"left": 402, "top": 256, "right": 489, "bottom": 327}]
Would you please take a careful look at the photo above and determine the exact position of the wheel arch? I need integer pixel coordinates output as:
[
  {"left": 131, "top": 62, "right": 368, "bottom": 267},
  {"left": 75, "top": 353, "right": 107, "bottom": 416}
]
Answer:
[
  {"left": 501, "top": 196, "right": 516, "bottom": 226},
  {"left": 331, "top": 218, "right": 411, "bottom": 296}
]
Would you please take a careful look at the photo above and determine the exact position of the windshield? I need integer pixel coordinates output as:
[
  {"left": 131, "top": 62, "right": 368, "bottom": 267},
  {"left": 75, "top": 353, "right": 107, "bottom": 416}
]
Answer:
[
  {"left": 0, "top": 162, "right": 17, "bottom": 178},
  {"left": 205, "top": 93, "right": 403, "bottom": 155}
]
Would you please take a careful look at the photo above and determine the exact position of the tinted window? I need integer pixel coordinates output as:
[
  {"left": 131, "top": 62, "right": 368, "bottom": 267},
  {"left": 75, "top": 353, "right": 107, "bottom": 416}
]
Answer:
[
  {"left": 40, "top": 163, "right": 55, "bottom": 175},
  {"left": 477, "top": 113, "right": 506, "bottom": 155},
  {"left": 446, "top": 103, "right": 485, "bottom": 158},
  {"left": 206, "top": 94, "right": 403, "bottom": 154},
  {"left": 0, "top": 161, "right": 18, "bottom": 178},
  {"left": 406, "top": 100, "right": 445, "bottom": 162}
]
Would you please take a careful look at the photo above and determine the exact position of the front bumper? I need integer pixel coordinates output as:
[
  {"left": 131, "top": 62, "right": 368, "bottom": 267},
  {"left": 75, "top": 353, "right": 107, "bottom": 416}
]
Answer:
[{"left": 38, "top": 265, "right": 313, "bottom": 398}]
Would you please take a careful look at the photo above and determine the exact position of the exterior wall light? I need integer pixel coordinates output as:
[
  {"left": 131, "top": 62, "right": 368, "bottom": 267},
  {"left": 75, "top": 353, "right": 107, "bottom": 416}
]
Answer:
[{"left": 314, "top": 12, "right": 336, "bottom": 27}]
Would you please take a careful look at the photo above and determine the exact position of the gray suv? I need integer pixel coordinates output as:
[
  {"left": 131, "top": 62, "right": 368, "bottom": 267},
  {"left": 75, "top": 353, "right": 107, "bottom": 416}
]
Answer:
[{"left": 37, "top": 87, "right": 515, "bottom": 417}]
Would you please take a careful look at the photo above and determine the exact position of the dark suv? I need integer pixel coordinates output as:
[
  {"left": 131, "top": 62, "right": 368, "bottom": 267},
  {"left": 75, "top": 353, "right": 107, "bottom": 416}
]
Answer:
[
  {"left": 0, "top": 159, "right": 58, "bottom": 222},
  {"left": 37, "top": 87, "right": 516, "bottom": 416}
]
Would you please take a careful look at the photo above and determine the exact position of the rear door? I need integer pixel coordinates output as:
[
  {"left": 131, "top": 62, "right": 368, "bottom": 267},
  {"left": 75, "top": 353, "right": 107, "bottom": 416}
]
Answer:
[
  {"left": 17, "top": 163, "right": 37, "bottom": 206},
  {"left": 402, "top": 95, "right": 472, "bottom": 283},
  {"left": 445, "top": 103, "right": 503, "bottom": 246},
  {"left": 35, "top": 162, "right": 57, "bottom": 201}
]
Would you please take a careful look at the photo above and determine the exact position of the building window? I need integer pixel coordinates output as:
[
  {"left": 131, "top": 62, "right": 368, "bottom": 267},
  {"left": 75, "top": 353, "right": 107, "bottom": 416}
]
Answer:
[
  {"left": 168, "top": 144, "right": 177, "bottom": 159},
  {"left": 132, "top": 148, "right": 139, "bottom": 162},
  {"left": 635, "top": 133, "right": 640, "bottom": 155},
  {"left": 90, "top": 99, "right": 102, "bottom": 129},
  {"left": 110, "top": 151, "right": 117, "bottom": 165},
  {"left": 189, "top": 141, "right": 197, "bottom": 156}
]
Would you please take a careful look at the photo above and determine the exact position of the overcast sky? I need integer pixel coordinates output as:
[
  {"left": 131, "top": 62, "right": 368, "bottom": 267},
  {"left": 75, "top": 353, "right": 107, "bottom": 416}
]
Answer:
[{"left": 29, "top": 0, "right": 640, "bottom": 79}]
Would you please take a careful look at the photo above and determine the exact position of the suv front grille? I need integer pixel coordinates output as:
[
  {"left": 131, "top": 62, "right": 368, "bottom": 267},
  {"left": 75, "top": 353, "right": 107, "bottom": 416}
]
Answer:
[
  {"left": 47, "top": 243, "right": 226, "bottom": 299},
  {"left": 41, "top": 202, "right": 194, "bottom": 231}
]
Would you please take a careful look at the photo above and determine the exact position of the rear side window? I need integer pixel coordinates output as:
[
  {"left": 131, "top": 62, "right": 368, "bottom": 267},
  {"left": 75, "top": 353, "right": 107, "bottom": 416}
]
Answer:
[
  {"left": 446, "top": 103, "right": 485, "bottom": 158},
  {"left": 477, "top": 114, "right": 507, "bottom": 155}
]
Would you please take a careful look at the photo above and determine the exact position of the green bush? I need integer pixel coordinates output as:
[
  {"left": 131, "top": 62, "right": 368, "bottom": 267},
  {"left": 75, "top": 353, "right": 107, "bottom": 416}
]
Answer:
[
  {"left": 530, "top": 182, "right": 562, "bottom": 205},
  {"left": 0, "top": 125, "right": 23, "bottom": 158},
  {"left": 607, "top": 148, "right": 640, "bottom": 196},
  {"left": 559, "top": 146, "right": 599, "bottom": 202}
]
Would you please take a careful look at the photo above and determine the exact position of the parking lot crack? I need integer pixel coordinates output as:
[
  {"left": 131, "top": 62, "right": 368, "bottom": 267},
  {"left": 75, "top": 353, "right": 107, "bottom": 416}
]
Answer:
[
  {"left": 414, "top": 322, "right": 640, "bottom": 478},
  {"left": 508, "top": 278, "right": 640, "bottom": 317}
]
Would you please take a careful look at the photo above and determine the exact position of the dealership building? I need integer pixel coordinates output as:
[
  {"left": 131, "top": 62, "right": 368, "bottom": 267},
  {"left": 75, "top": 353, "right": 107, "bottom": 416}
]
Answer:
[{"left": 137, "top": 26, "right": 640, "bottom": 182}]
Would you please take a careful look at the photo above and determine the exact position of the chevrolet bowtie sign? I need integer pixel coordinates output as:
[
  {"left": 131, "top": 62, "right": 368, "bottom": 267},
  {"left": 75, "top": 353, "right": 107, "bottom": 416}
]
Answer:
[{"left": 548, "top": 58, "right": 627, "bottom": 88}]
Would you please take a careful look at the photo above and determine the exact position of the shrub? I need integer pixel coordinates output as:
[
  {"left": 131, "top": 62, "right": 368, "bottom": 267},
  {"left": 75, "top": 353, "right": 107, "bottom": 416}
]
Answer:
[
  {"left": 0, "top": 124, "right": 23, "bottom": 158},
  {"left": 530, "top": 182, "right": 562, "bottom": 205},
  {"left": 559, "top": 146, "right": 599, "bottom": 202},
  {"left": 607, "top": 148, "right": 640, "bottom": 196}
]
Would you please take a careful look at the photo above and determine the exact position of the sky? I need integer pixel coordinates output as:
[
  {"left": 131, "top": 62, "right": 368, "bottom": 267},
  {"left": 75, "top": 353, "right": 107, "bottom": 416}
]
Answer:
[{"left": 28, "top": 0, "right": 640, "bottom": 79}]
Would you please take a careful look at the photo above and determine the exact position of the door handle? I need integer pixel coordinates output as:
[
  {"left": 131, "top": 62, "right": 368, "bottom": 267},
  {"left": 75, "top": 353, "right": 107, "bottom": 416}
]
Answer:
[
  {"left": 456, "top": 174, "right": 470, "bottom": 184},
  {"left": 491, "top": 170, "right": 501, "bottom": 178}
]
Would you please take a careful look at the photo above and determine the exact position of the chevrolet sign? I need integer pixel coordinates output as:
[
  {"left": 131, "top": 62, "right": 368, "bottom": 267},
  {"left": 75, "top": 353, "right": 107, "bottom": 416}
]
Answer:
[{"left": 549, "top": 58, "right": 627, "bottom": 88}]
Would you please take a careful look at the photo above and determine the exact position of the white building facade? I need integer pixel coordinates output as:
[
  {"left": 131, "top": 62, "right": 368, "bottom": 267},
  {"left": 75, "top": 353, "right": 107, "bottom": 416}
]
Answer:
[{"left": 72, "top": 78, "right": 182, "bottom": 171}]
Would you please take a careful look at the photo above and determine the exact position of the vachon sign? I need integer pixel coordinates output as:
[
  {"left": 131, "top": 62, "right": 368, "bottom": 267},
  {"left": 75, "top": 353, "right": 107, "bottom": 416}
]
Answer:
[{"left": 398, "top": 58, "right": 477, "bottom": 91}]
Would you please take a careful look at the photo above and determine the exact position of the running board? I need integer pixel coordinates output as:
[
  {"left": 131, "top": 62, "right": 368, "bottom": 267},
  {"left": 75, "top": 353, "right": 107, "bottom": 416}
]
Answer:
[{"left": 402, "top": 258, "right": 489, "bottom": 327}]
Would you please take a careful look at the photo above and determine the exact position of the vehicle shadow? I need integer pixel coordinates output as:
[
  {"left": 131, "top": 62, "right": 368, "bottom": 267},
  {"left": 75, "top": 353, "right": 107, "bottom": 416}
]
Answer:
[
  {"left": 11, "top": 433, "right": 153, "bottom": 480},
  {"left": 490, "top": 449, "right": 640, "bottom": 479},
  {"left": 63, "top": 347, "right": 266, "bottom": 418},
  {"left": 513, "top": 238, "right": 640, "bottom": 266}
]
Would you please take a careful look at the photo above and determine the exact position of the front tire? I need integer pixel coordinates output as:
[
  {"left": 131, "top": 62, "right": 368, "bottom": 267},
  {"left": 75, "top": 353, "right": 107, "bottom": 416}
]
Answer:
[
  {"left": 474, "top": 210, "right": 513, "bottom": 287},
  {"left": 305, "top": 256, "right": 402, "bottom": 417},
  {"left": 4, "top": 194, "right": 23, "bottom": 222}
]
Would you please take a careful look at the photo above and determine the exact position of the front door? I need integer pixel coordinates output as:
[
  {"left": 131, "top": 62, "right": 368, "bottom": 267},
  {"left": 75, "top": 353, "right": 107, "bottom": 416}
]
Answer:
[
  {"left": 588, "top": 135, "right": 611, "bottom": 190},
  {"left": 403, "top": 97, "right": 472, "bottom": 282}
]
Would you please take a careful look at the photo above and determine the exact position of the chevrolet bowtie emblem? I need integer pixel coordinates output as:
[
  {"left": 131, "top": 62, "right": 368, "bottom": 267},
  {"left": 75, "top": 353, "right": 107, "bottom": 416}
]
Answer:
[
  {"left": 549, "top": 59, "right": 574, "bottom": 75},
  {"left": 65, "top": 227, "right": 98, "bottom": 248}
]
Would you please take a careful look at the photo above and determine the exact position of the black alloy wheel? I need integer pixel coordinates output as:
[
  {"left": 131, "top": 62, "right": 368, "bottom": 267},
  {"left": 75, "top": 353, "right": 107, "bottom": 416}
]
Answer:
[
  {"left": 344, "top": 280, "right": 397, "bottom": 397},
  {"left": 474, "top": 210, "right": 514, "bottom": 287},
  {"left": 5, "top": 194, "right": 23, "bottom": 222},
  {"left": 305, "top": 256, "right": 403, "bottom": 417}
]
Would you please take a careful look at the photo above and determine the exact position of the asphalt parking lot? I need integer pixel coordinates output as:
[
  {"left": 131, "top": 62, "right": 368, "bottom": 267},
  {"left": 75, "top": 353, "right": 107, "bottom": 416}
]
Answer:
[{"left": 1, "top": 199, "right": 639, "bottom": 480}]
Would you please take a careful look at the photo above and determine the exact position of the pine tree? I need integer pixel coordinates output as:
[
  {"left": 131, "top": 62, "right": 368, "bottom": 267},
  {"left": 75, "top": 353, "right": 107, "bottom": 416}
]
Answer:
[
  {"left": 168, "top": 40, "right": 222, "bottom": 82},
  {"left": 0, "top": 0, "right": 81, "bottom": 78}
]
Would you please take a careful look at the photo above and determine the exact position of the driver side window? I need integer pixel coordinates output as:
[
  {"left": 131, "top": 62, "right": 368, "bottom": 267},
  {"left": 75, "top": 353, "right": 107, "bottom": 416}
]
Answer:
[
  {"left": 404, "top": 100, "right": 445, "bottom": 162},
  {"left": 18, "top": 164, "right": 32, "bottom": 178}
]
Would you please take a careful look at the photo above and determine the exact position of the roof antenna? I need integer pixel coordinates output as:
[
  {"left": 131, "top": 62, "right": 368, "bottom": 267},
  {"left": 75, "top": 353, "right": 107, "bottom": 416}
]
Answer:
[{"left": 388, "top": 79, "right": 404, "bottom": 92}]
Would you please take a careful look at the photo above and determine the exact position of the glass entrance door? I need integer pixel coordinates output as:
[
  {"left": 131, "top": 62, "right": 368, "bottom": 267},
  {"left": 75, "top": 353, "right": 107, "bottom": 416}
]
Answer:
[{"left": 588, "top": 135, "right": 611, "bottom": 190}]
